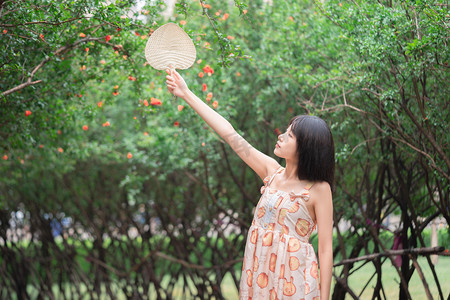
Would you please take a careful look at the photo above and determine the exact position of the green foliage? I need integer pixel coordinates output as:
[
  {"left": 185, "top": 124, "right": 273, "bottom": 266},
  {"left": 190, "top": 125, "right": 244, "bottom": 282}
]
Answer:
[{"left": 0, "top": 0, "right": 448, "bottom": 299}]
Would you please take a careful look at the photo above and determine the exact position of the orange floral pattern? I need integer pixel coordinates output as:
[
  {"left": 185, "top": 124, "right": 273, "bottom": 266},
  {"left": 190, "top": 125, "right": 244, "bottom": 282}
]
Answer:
[{"left": 240, "top": 167, "right": 320, "bottom": 299}]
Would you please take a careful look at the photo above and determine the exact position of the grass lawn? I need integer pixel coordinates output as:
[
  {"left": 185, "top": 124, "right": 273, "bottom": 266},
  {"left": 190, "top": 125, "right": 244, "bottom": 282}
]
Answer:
[
  {"left": 219, "top": 257, "right": 450, "bottom": 300},
  {"left": 21, "top": 256, "right": 448, "bottom": 299}
]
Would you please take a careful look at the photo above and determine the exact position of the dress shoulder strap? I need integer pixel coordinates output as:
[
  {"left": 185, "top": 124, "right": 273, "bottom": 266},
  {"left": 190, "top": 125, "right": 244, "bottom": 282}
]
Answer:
[
  {"left": 267, "top": 166, "right": 284, "bottom": 186},
  {"left": 304, "top": 182, "right": 314, "bottom": 190}
]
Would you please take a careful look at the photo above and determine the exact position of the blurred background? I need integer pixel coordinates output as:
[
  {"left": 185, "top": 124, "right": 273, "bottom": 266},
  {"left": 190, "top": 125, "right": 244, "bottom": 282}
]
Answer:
[{"left": 0, "top": 0, "right": 449, "bottom": 299}]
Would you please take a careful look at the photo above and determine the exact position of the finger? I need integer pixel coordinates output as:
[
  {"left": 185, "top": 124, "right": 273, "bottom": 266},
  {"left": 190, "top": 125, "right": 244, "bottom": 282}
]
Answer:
[
  {"left": 166, "top": 82, "right": 177, "bottom": 89},
  {"left": 172, "top": 69, "right": 180, "bottom": 81},
  {"left": 165, "top": 69, "right": 171, "bottom": 75}
]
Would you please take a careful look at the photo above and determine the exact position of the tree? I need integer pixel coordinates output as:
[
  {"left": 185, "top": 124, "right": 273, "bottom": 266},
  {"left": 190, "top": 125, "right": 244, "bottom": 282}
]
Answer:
[{"left": 1, "top": 0, "right": 448, "bottom": 299}]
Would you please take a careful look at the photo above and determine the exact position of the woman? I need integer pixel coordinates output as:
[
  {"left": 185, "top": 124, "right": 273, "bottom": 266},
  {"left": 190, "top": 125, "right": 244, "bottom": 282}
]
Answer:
[{"left": 165, "top": 69, "right": 334, "bottom": 300}]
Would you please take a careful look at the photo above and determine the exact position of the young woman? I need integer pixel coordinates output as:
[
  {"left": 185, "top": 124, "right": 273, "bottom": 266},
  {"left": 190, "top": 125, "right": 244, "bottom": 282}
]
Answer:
[{"left": 165, "top": 69, "right": 334, "bottom": 300}]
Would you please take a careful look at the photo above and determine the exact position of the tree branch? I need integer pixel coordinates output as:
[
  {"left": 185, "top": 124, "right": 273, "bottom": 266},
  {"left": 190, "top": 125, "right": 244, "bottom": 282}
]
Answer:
[{"left": 334, "top": 246, "right": 446, "bottom": 267}]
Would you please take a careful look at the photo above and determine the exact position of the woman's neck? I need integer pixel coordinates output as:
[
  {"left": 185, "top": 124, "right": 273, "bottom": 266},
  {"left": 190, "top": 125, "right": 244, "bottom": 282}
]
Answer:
[{"left": 282, "top": 161, "right": 298, "bottom": 181}]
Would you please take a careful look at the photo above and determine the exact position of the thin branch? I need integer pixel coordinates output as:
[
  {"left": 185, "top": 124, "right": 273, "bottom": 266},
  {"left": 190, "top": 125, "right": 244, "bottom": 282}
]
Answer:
[
  {"left": 334, "top": 246, "right": 445, "bottom": 267},
  {"left": 1, "top": 16, "right": 91, "bottom": 27},
  {"left": 1, "top": 37, "right": 112, "bottom": 97}
]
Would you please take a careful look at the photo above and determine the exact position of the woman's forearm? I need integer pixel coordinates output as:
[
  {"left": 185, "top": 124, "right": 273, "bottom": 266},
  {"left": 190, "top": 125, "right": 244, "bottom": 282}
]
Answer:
[
  {"left": 319, "top": 246, "right": 333, "bottom": 299},
  {"left": 182, "top": 89, "right": 235, "bottom": 140}
]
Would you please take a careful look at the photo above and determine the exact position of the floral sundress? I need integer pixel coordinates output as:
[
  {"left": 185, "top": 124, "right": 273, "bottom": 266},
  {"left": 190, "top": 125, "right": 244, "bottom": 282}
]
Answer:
[{"left": 239, "top": 167, "right": 320, "bottom": 300}]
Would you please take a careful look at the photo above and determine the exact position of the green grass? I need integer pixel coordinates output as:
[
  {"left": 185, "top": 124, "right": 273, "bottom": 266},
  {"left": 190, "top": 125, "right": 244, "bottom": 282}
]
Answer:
[
  {"left": 341, "top": 256, "right": 450, "bottom": 299},
  {"left": 20, "top": 257, "right": 449, "bottom": 299},
  {"left": 220, "top": 257, "right": 450, "bottom": 300}
]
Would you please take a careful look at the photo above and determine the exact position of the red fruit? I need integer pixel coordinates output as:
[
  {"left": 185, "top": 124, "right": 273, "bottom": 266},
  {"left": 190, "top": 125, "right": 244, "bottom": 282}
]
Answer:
[
  {"left": 174, "top": 121, "right": 180, "bottom": 127},
  {"left": 202, "top": 83, "right": 207, "bottom": 92},
  {"left": 274, "top": 128, "right": 281, "bottom": 135},
  {"left": 198, "top": 72, "right": 204, "bottom": 78},
  {"left": 82, "top": 125, "right": 88, "bottom": 131},
  {"left": 105, "top": 35, "right": 111, "bottom": 42},
  {"left": 2, "top": 155, "right": 7, "bottom": 160},
  {"left": 25, "top": 110, "right": 32, "bottom": 117},
  {"left": 57, "top": 147, "right": 64, "bottom": 153},
  {"left": 127, "top": 152, "right": 133, "bottom": 159}
]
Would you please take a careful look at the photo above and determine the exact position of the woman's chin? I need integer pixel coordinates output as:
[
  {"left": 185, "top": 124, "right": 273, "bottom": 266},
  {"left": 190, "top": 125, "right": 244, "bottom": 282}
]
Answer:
[{"left": 273, "top": 148, "right": 280, "bottom": 157}]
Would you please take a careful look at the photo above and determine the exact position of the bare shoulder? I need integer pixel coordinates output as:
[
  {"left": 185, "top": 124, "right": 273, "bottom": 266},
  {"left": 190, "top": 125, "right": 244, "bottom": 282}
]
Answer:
[{"left": 310, "top": 181, "right": 333, "bottom": 205}]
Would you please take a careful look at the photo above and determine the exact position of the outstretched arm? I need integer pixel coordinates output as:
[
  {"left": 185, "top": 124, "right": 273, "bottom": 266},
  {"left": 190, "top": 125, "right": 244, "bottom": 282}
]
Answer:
[{"left": 165, "top": 69, "right": 279, "bottom": 180}]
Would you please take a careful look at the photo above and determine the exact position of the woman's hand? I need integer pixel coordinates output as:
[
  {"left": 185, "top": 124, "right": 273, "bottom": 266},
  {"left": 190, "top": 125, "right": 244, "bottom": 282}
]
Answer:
[{"left": 166, "top": 68, "right": 189, "bottom": 99}]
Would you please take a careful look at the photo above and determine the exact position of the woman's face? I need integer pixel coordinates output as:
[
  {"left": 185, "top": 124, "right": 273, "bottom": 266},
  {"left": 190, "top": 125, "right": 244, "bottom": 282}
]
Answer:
[{"left": 274, "top": 125, "right": 298, "bottom": 161}]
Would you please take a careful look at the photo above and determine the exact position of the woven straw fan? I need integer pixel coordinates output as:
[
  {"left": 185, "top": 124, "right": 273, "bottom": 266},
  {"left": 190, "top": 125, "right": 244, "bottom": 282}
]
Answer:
[{"left": 145, "top": 23, "right": 196, "bottom": 71}]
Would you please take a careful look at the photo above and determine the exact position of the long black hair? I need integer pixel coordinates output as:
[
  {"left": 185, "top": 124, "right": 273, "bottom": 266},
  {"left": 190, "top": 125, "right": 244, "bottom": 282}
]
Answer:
[{"left": 289, "top": 115, "right": 335, "bottom": 191}]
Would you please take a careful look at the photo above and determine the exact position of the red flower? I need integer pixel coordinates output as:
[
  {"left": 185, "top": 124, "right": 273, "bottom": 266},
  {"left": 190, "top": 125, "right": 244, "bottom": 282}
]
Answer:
[
  {"left": 39, "top": 33, "right": 45, "bottom": 41},
  {"left": 198, "top": 72, "right": 204, "bottom": 78},
  {"left": 174, "top": 121, "right": 180, "bottom": 127},
  {"left": 97, "top": 101, "right": 103, "bottom": 108},
  {"left": 150, "top": 97, "right": 162, "bottom": 106},
  {"left": 128, "top": 75, "right": 136, "bottom": 81},
  {"left": 202, "top": 83, "right": 207, "bottom": 92},
  {"left": 25, "top": 110, "right": 32, "bottom": 117},
  {"left": 105, "top": 35, "right": 111, "bottom": 42},
  {"left": 143, "top": 99, "right": 149, "bottom": 106},
  {"left": 127, "top": 152, "right": 133, "bottom": 159},
  {"left": 202, "top": 65, "right": 214, "bottom": 75},
  {"left": 135, "top": 31, "right": 140, "bottom": 36},
  {"left": 274, "top": 128, "right": 281, "bottom": 136},
  {"left": 2, "top": 155, "right": 7, "bottom": 160},
  {"left": 82, "top": 125, "right": 88, "bottom": 131},
  {"left": 103, "top": 121, "right": 110, "bottom": 127}
]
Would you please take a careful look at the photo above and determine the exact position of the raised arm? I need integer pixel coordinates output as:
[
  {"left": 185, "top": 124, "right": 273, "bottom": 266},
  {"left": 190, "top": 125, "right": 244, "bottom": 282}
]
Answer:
[{"left": 165, "top": 69, "right": 279, "bottom": 180}]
